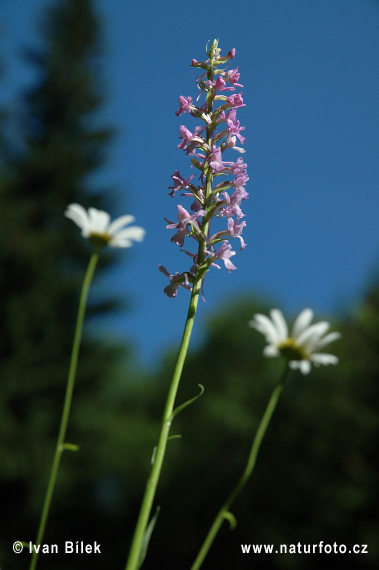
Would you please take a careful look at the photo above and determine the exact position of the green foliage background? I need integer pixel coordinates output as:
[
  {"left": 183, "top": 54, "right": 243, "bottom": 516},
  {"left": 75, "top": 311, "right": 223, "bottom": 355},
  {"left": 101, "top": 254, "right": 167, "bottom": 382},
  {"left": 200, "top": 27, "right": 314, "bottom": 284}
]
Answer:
[{"left": 0, "top": 1, "right": 378, "bottom": 569}]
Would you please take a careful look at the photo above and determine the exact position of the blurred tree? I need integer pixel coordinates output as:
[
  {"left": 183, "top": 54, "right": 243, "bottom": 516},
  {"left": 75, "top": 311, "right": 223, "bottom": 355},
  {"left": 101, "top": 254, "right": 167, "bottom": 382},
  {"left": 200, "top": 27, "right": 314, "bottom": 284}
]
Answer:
[{"left": 0, "top": 1, "right": 139, "bottom": 567}]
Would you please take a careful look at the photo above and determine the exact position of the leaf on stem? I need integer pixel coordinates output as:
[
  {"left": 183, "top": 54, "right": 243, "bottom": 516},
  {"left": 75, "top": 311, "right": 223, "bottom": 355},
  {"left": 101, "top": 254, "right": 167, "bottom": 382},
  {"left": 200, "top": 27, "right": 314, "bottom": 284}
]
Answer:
[
  {"left": 61, "top": 443, "right": 80, "bottom": 452},
  {"left": 138, "top": 506, "right": 160, "bottom": 569},
  {"left": 171, "top": 384, "right": 205, "bottom": 420},
  {"left": 222, "top": 511, "right": 237, "bottom": 530}
]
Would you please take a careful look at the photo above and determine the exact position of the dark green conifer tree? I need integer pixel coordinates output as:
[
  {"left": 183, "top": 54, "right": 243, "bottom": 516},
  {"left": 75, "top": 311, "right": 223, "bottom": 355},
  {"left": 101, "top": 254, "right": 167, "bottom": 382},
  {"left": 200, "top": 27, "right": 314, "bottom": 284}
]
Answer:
[{"left": 0, "top": 2, "right": 132, "bottom": 565}]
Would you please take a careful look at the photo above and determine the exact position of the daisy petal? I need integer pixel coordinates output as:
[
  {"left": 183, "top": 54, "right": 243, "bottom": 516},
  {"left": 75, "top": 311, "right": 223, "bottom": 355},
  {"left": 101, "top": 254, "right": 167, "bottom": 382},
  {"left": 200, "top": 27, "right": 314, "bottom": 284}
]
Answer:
[
  {"left": 313, "top": 332, "right": 341, "bottom": 351},
  {"left": 114, "top": 227, "right": 146, "bottom": 243},
  {"left": 88, "top": 208, "right": 110, "bottom": 232},
  {"left": 310, "top": 353, "right": 339, "bottom": 366},
  {"left": 291, "top": 308, "right": 313, "bottom": 340},
  {"left": 299, "top": 360, "right": 312, "bottom": 374},
  {"left": 108, "top": 215, "right": 136, "bottom": 235},
  {"left": 110, "top": 239, "right": 133, "bottom": 248},
  {"left": 296, "top": 322, "right": 330, "bottom": 351},
  {"left": 270, "top": 309, "right": 288, "bottom": 341},
  {"left": 64, "top": 203, "right": 89, "bottom": 230},
  {"left": 288, "top": 360, "right": 311, "bottom": 374},
  {"left": 263, "top": 345, "right": 280, "bottom": 357},
  {"left": 249, "top": 314, "right": 283, "bottom": 344}
]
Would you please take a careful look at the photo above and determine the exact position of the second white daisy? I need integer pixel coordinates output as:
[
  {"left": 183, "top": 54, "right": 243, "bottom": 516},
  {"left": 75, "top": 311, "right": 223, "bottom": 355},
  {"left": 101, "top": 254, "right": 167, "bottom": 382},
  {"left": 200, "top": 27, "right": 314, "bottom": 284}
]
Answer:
[{"left": 249, "top": 308, "right": 341, "bottom": 374}]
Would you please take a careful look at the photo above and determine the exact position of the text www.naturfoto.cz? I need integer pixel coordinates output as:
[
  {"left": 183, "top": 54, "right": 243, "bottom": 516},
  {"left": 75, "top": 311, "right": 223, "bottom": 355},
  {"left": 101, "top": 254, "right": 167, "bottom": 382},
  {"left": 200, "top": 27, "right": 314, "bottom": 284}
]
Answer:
[{"left": 241, "top": 542, "right": 368, "bottom": 555}]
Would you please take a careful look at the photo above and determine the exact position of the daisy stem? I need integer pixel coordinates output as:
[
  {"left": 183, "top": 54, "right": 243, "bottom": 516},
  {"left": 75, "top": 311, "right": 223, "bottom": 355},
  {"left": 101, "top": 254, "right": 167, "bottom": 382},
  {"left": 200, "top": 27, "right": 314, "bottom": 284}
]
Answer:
[
  {"left": 190, "top": 364, "right": 289, "bottom": 570},
  {"left": 29, "top": 252, "right": 99, "bottom": 570},
  {"left": 125, "top": 276, "right": 202, "bottom": 570}
]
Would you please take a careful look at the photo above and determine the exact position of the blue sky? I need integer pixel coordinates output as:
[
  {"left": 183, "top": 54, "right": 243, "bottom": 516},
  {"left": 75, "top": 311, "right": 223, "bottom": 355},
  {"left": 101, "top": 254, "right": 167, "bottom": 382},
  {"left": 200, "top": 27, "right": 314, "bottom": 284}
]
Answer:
[{"left": 2, "top": 0, "right": 379, "bottom": 367}]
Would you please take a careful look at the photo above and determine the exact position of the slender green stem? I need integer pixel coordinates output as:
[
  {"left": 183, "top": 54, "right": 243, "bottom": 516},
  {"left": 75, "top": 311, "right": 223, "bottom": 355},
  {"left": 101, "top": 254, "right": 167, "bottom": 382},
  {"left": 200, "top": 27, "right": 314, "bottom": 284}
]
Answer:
[
  {"left": 125, "top": 277, "right": 202, "bottom": 570},
  {"left": 29, "top": 252, "right": 99, "bottom": 570},
  {"left": 190, "top": 365, "right": 289, "bottom": 570}
]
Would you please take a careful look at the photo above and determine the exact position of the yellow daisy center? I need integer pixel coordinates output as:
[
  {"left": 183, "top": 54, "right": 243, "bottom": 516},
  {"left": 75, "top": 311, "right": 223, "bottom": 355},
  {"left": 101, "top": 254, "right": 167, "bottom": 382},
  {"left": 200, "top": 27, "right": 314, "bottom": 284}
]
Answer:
[
  {"left": 89, "top": 232, "right": 112, "bottom": 249},
  {"left": 278, "top": 338, "right": 308, "bottom": 361}
]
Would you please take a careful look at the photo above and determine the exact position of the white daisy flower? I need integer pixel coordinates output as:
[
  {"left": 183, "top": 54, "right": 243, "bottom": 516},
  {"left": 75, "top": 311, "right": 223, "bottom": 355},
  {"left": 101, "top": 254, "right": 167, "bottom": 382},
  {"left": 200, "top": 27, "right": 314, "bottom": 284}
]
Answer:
[
  {"left": 65, "top": 203, "right": 145, "bottom": 249},
  {"left": 249, "top": 308, "right": 341, "bottom": 374}
]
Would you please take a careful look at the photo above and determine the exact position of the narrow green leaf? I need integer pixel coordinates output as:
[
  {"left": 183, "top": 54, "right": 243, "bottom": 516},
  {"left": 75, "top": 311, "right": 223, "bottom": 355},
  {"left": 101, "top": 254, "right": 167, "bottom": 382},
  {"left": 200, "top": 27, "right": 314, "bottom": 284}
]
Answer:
[
  {"left": 138, "top": 506, "right": 160, "bottom": 569},
  {"left": 62, "top": 443, "right": 79, "bottom": 452},
  {"left": 223, "top": 511, "right": 237, "bottom": 530},
  {"left": 171, "top": 384, "right": 204, "bottom": 420}
]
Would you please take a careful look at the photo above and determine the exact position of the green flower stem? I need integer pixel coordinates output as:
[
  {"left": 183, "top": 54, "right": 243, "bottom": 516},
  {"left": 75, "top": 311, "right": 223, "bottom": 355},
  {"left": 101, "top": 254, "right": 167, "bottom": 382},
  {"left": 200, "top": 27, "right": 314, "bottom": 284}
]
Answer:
[
  {"left": 30, "top": 252, "right": 99, "bottom": 570},
  {"left": 125, "top": 276, "right": 202, "bottom": 570},
  {"left": 190, "top": 365, "right": 289, "bottom": 570}
]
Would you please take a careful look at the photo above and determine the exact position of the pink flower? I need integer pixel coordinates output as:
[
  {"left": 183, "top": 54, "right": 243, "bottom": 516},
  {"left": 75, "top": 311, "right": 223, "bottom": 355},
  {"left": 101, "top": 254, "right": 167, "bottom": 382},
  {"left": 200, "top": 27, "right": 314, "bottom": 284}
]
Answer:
[
  {"left": 175, "top": 96, "right": 195, "bottom": 116},
  {"left": 208, "top": 76, "right": 235, "bottom": 92},
  {"left": 205, "top": 145, "right": 234, "bottom": 173},
  {"left": 168, "top": 171, "right": 196, "bottom": 197},
  {"left": 227, "top": 218, "right": 247, "bottom": 249},
  {"left": 210, "top": 219, "right": 247, "bottom": 250},
  {"left": 225, "top": 109, "right": 246, "bottom": 144},
  {"left": 177, "top": 125, "right": 204, "bottom": 155},
  {"left": 209, "top": 146, "right": 225, "bottom": 173},
  {"left": 220, "top": 188, "right": 247, "bottom": 218},
  {"left": 226, "top": 93, "right": 245, "bottom": 108},
  {"left": 212, "top": 242, "right": 237, "bottom": 272},
  {"left": 165, "top": 205, "right": 206, "bottom": 246},
  {"left": 225, "top": 68, "right": 243, "bottom": 87},
  {"left": 225, "top": 135, "right": 246, "bottom": 153},
  {"left": 231, "top": 157, "right": 248, "bottom": 175},
  {"left": 158, "top": 265, "right": 192, "bottom": 298}
]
